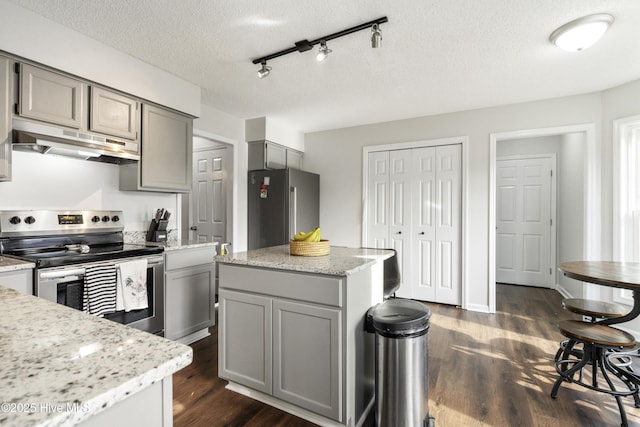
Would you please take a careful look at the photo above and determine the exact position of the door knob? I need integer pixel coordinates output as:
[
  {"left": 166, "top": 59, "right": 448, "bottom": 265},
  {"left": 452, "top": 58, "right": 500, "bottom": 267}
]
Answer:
[
  {"left": 190, "top": 226, "right": 198, "bottom": 230},
  {"left": 419, "top": 232, "right": 425, "bottom": 235},
  {"left": 396, "top": 231, "right": 402, "bottom": 235}
]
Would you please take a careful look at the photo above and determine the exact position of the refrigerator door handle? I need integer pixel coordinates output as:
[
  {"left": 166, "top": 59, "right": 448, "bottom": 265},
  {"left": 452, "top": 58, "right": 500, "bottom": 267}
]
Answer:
[{"left": 290, "top": 186, "right": 297, "bottom": 237}]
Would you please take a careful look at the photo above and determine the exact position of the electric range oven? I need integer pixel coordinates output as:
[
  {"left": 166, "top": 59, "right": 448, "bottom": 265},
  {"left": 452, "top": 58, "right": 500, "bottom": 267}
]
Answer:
[{"left": 0, "top": 210, "right": 165, "bottom": 336}]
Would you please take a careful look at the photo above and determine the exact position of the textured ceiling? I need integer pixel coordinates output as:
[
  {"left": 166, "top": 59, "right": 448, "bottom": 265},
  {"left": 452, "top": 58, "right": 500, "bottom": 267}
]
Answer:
[{"left": 6, "top": 0, "right": 640, "bottom": 133}]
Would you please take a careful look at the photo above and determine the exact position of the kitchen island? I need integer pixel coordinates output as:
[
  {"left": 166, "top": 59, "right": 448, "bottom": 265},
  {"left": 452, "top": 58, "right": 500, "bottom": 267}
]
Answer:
[
  {"left": 215, "top": 245, "right": 394, "bottom": 427},
  {"left": 0, "top": 285, "right": 192, "bottom": 427}
]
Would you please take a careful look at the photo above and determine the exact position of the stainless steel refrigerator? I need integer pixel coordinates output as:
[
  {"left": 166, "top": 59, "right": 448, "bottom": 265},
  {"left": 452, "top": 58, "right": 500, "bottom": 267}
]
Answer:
[{"left": 248, "top": 169, "right": 320, "bottom": 250}]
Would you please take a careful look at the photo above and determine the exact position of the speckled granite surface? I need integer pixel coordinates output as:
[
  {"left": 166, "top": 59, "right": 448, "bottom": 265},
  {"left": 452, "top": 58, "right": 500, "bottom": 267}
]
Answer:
[
  {"left": 0, "top": 286, "right": 192, "bottom": 427},
  {"left": 214, "top": 245, "right": 394, "bottom": 276},
  {"left": 0, "top": 256, "right": 34, "bottom": 273},
  {"left": 148, "top": 240, "right": 218, "bottom": 252}
]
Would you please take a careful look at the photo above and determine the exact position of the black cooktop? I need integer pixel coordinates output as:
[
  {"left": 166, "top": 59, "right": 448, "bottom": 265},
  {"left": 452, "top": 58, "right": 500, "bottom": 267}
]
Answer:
[
  {"left": 9, "top": 243, "right": 163, "bottom": 268},
  {"left": 1, "top": 232, "right": 163, "bottom": 268}
]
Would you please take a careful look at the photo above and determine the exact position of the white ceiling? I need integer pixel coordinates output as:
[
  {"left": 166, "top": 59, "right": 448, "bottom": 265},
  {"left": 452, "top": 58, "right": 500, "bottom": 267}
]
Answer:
[{"left": 7, "top": 0, "right": 640, "bottom": 133}]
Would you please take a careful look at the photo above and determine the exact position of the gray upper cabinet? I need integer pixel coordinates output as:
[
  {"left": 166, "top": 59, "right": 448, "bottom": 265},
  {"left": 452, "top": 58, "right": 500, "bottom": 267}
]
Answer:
[
  {"left": 120, "top": 104, "right": 193, "bottom": 192},
  {"left": 0, "top": 55, "right": 11, "bottom": 181},
  {"left": 89, "top": 87, "right": 138, "bottom": 140},
  {"left": 286, "top": 149, "right": 303, "bottom": 170},
  {"left": 248, "top": 140, "right": 303, "bottom": 170},
  {"left": 18, "top": 63, "right": 83, "bottom": 128}
]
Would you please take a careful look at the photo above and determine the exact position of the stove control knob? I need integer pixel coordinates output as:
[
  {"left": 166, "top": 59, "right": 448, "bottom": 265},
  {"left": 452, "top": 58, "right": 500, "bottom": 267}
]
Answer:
[
  {"left": 9, "top": 216, "right": 21, "bottom": 225},
  {"left": 101, "top": 216, "right": 110, "bottom": 222},
  {"left": 91, "top": 215, "right": 100, "bottom": 223},
  {"left": 111, "top": 215, "right": 120, "bottom": 223},
  {"left": 24, "top": 216, "right": 36, "bottom": 224}
]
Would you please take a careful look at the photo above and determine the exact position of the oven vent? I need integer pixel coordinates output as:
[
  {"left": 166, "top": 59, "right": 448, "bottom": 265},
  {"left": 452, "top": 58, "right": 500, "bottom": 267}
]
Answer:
[{"left": 11, "top": 119, "right": 139, "bottom": 164}]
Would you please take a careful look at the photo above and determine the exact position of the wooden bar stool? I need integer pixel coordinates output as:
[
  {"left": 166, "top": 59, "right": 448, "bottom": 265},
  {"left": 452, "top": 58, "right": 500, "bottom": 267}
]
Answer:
[
  {"left": 555, "top": 299, "right": 629, "bottom": 366},
  {"left": 551, "top": 320, "right": 638, "bottom": 427}
]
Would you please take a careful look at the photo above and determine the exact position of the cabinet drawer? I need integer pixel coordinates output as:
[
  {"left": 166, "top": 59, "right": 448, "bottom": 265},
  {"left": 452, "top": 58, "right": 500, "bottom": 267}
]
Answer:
[
  {"left": 165, "top": 246, "right": 215, "bottom": 271},
  {"left": 219, "top": 264, "right": 343, "bottom": 307}
]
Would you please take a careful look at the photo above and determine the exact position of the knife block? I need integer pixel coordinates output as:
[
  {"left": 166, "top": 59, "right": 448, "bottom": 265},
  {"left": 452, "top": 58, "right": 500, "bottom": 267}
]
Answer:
[{"left": 146, "top": 219, "right": 169, "bottom": 242}]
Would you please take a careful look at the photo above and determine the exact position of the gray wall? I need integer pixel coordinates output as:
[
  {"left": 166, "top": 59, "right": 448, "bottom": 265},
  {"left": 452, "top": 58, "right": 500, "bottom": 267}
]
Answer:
[{"left": 304, "top": 92, "right": 604, "bottom": 313}]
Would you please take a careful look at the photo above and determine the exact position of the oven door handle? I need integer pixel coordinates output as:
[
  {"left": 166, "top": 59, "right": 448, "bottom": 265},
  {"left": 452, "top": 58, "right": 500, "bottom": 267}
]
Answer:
[{"left": 40, "top": 268, "right": 86, "bottom": 280}]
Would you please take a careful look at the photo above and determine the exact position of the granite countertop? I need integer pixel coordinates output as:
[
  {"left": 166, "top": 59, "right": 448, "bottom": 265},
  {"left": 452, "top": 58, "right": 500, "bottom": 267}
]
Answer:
[
  {"left": 0, "top": 256, "right": 35, "bottom": 273},
  {"left": 0, "top": 286, "right": 192, "bottom": 427},
  {"left": 215, "top": 245, "right": 394, "bottom": 276},
  {"left": 141, "top": 240, "right": 218, "bottom": 252}
]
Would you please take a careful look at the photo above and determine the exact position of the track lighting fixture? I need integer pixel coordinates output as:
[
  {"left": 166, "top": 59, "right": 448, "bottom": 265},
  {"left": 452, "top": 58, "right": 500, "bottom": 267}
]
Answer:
[
  {"left": 257, "top": 61, "right": 271, "bottom": 79},
  {"left": 371, "top": 24, "right": 382, "bottom": 48},
  {"left": 549, "top": 13, "right": 614, "bottom": 52},
  {"left": 316, "top": 41, "right": 332, "bottom": 62},
  {"left": 252, "top": 16, "right": 388, "bottom": 78}
]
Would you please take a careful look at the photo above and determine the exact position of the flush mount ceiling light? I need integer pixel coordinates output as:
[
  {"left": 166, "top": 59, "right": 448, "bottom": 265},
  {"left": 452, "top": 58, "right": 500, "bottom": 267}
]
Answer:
[
  {"left": 252, "top": 16, "right": 388, "bottom": 78},
  {"left": 257, "top": 61, "right": 271, "bottom": 79},
  {"left": 316, "top": 41, "right": 332, "bottom": 62},
  {"left": 549, "top": 13, "right": 614, "bottom": 52}
]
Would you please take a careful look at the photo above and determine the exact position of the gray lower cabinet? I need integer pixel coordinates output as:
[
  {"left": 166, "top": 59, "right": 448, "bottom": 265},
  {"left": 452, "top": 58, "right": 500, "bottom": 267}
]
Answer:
[
  {"left": 218, "top": 264, "right": 344, "bottom": 422},
  {"left": 164, "top": 246, "right": 215, "bottom": 342},
  {"left": 0, "top": 269, "right": 33, "bottom": 295},
  {"left": 120, "top": 104, "right": 193, "bottom": 192},
  {"left": 0, "top": 55, "right": 11, "bottom": 181},
  {"left": 18, "top": 63, "right": 83, "bottom": 128},
  {"left": 89, "top": 86, "right": 138, "bottom": 140},
  {"left": 273, "top": 299, "right": 341, "bottom": 420},
  {"left": 219, "top": 289, "right": 272, "bottom": 393}
]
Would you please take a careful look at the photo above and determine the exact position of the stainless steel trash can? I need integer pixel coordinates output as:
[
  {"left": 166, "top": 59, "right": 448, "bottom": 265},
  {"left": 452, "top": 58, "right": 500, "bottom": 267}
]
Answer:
[{"left": 366, "top": 299, "right": 433, "bottom": 427}]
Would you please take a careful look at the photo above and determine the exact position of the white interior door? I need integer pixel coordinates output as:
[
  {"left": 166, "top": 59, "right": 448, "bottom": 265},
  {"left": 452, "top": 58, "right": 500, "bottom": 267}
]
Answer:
[
  {"left": 192, "top": 147, "right": 230, "bottom": 243},
  {"left": 366, "top": 151, "right": 390, "bottom": 249},
  {"left": 411, "top": 147, "right": 436, "bottom": 301},
  {"left": 366, "top": 144, "right": 462, "bottom": 305},
  {"left": 389, "top": 150, "right": 413, "bottom": 299},
  {"left": 496, "top": 156, "right": 554, "bottom": 287},
  {"left": 433, "top": 145, "right": 462, "bottom": 304}
]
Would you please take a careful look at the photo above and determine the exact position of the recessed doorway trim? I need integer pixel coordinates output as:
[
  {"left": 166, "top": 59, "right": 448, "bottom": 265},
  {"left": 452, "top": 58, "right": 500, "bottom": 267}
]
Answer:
[{"left": 489, "top": 123, "right": 599, "bottom": 313}]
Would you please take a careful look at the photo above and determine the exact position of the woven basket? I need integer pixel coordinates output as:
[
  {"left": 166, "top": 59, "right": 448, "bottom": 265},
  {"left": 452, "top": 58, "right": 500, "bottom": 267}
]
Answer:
[{"left": 289, "top": 239, "right": 330, "bottom": 256}]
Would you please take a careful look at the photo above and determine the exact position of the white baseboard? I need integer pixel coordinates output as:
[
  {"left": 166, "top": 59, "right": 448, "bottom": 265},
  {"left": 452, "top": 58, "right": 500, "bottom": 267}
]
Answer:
[{"left": 465, "top": 303, "right": 490, "bottom": 313}]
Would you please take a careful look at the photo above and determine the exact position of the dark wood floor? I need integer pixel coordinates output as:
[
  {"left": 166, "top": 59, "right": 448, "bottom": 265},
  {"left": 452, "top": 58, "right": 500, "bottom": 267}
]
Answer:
[{"left": 172, "top": 284, "right": 640, "bottom": 426}]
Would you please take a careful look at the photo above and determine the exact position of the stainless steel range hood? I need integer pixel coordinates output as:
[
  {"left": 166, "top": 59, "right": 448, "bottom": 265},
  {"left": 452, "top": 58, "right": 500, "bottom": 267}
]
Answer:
[{"left": 11, "top": 119, "right": 139, "bottom": 163}]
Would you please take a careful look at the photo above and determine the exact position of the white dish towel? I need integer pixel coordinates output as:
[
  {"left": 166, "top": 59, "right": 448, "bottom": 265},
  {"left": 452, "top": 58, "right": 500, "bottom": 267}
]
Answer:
[{"left": 116, "top": 259, "right": 148, "bottom": 312}]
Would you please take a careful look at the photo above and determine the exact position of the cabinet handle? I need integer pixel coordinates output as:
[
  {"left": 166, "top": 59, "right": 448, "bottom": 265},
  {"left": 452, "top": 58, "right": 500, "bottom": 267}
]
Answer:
[{"left": 419, "top": 232, "right": 425, "bottom": 235}]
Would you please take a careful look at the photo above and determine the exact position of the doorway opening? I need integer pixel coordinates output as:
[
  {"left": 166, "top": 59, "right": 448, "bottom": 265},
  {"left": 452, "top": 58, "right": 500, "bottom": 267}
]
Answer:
[{"left": 489, "top": 124, "right": 600, "bottom": 313}]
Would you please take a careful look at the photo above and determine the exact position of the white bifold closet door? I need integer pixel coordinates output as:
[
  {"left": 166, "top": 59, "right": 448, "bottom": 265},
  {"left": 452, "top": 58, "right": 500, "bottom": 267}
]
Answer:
[{"left": 366, "top": 144, "right": 461, "bottom": 305}]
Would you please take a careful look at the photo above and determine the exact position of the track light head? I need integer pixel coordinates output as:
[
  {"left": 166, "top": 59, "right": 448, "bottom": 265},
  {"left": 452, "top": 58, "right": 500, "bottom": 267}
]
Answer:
[
  {"left": 371, "top": 23, "right": 382, "bottom": 48},
  {"left": 316, "top": 41, "right": 332, "bottom": 62},
  {"left": 257, "top": 61, "right": 271, "bottom": 79}
]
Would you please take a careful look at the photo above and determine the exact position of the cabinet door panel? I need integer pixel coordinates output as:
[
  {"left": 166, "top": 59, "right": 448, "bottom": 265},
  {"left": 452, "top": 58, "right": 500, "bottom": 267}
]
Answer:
[
  {"left": 141, "top": 104, "right": 192, "bottom": 191},
  {"left": 265, "top": 142, "right": 286, "bottom": 169},
  {"left": 286, "top": 149, "right": 303, "bottom": 169},
  {"left": 165, "top": 265, "right": 215, "bottom": 340},
  {"left": 218, "top": 289, "right": 272, "bottom": 393},
  {"left": 90, "top": 87, "right": 138, "bottom": 140},
  {"left": 0, "top": 56, "right": 10, "bottom": 181},
  {"left": 273, "top": 299, "right": 342, "bottom": 421},
  {"left": 19, "top": 64, "right": 83, "bottom": 128}
]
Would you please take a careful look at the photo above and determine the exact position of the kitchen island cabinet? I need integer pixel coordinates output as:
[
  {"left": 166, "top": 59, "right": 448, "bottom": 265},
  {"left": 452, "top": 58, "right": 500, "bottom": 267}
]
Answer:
[
  {"left": 216, "top": 245, "right": 393, "bottom": 427},
  {"left": 0, "top": 285, "right": 192, "bottom": 427}
]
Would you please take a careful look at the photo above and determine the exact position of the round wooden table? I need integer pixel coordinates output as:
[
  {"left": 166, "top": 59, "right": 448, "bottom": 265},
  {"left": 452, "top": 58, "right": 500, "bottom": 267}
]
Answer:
[{"left": 559, "top": 261, "right": 640, "bottom": 326}]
